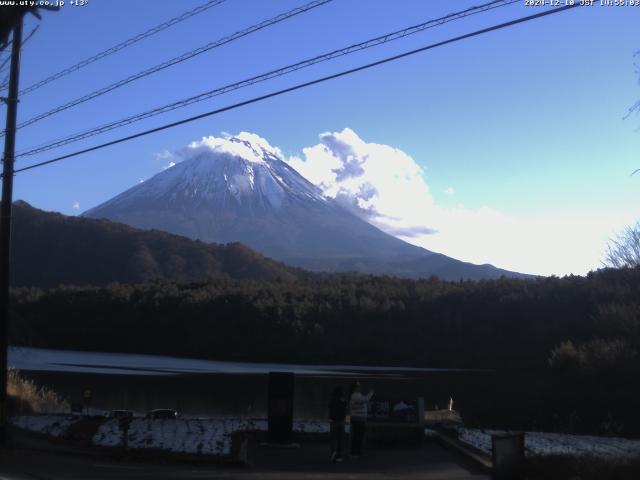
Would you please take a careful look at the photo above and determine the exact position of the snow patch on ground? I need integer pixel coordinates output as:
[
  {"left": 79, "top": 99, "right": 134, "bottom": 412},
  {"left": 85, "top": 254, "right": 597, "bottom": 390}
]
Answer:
[
  {"left": 10, "top": 415, "right": 78, "bottom": 437},
  {"left": 91, "top": 417, "right": 328, "bottom": 456},
  {"left": 92, "top": 419, "right": 124, "bottom": 447},
  {"left": 126, "top": 418, "right": 231, "bottom": 455},
  {"left": 12, "top": 414, "right": 331, "bottom": 457},
  {"left": 293, "top": 419, "right": 329, "bottom": 434},
  {"left": 457, "top": 428, "right": 492, "bottom": 455},
  {"left": 458, "top": 428, "right": 640, "bottom": 460},
  {"left": 92, "top": 419, "right": 233, "bottom": 455}
]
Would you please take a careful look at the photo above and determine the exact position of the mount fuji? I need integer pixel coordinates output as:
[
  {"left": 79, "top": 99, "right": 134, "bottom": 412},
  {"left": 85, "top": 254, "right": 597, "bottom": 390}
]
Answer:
[{"left": 83, "top": 134, "right": 529, "bottom": 280}]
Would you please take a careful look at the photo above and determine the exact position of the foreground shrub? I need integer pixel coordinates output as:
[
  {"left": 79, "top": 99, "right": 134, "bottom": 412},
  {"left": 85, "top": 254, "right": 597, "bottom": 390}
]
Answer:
[{"left": 7, "top": 368, "right": 69, "bottom": 414}]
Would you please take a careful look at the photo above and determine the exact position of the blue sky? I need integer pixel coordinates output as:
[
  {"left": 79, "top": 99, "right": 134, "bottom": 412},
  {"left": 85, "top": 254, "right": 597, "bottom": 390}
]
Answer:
[{"left": 5, "top": 0, "right": 640, "bottom": 276}]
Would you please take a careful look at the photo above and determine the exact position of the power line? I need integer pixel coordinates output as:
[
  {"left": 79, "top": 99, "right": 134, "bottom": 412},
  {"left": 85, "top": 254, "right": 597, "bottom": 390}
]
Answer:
[
  {"left": 0, "top": 54, "right": 12, "bottom": 77},
  {"left": 0, "top": 25, "right": 38, "bottom": 88},
  {"left": 10, "top": 0, "right": 334, "bottom": 133},
  {"left": 10, "top": 3, "right": 580, "bottom": 177},
  {"left": 16, "top": 0, "right": 519, "bottom": 157},
  {"left": 18, "top": 0, "right": 227, "bottom": 96}
]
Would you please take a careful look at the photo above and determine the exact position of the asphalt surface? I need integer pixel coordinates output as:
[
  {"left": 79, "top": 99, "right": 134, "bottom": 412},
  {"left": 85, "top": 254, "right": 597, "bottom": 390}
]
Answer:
[{"left": 0, "top": 440, "right": 490, "bottom": 480}]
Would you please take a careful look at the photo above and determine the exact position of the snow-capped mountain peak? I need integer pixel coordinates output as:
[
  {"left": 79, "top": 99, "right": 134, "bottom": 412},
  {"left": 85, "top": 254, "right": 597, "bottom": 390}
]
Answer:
[
  {"left": 85, "top": 133, "right": 326, "bottom": 217},
  {"left": 183, "top": 132, "right": 283, "bottom": 166}
]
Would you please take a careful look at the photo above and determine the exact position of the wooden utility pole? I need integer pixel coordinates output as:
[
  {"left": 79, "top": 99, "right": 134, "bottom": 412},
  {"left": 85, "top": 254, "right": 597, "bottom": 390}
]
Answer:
[{"left": 0, "top": 15, "right": 23, "bottom": 446}]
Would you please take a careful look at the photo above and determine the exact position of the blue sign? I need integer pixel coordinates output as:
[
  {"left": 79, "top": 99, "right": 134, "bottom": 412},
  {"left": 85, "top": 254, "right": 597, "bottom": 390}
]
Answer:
[{"left": 369, "top": 398, "right": 421, "bottom": 423}]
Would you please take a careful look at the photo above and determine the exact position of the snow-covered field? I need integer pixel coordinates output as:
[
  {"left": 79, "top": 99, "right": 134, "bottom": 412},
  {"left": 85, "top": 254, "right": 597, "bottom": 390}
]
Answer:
[
  {"left": 16, "top": 415, "right": 640, "bottom": 461},
  {"left": 15, "top": 414, "right": 640, "bottom": 461},
  {"left": 94, "top": 417, "right": 329, "bottom": 456},
  {"left": 93, "top": 418, "right": 329, "bottom": 456},
  {"left": 10, "top": 415, "right": 79, "bottom": 437},
  {"left": 458, "top": 428, "right": 640, "bottom": 460},
  {"left": 11, "top": 415, "right": 329, "bottom": 457}
]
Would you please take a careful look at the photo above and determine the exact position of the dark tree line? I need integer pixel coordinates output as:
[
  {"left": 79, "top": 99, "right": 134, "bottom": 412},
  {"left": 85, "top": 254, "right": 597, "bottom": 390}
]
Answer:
[{"left": 10, "top": 269, "right": 638, "bottom": 368}]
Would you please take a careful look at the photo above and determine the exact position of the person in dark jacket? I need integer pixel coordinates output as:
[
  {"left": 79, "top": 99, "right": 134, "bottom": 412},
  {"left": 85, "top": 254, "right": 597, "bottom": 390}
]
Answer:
[{"left": 328, "top": 385, "right": 347, "bottom": 462}]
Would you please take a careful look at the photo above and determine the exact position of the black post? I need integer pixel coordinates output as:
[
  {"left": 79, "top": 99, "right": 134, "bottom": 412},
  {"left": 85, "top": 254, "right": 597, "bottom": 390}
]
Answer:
[
  {"left": 267, "top": 372, "right": 294, "bottom": 444},
  {"left": 0, "top": 16, "right": 23, "bottom": 446}
]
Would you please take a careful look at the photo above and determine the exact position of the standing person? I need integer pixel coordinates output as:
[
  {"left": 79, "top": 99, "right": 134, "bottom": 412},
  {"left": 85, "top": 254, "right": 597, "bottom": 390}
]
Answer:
[
  {"left": 328, "top": 386, "right": 347, "bottom": 462},
  {"left": 348, "top": 380, "right": 374, "bottom": 457}
]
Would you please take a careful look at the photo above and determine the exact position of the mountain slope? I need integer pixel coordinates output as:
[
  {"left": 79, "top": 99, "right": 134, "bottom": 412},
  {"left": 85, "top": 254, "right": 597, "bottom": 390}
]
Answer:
[
  {"left": 83, "top": 134, "right": 531, "bottom": 280},
  {"left": 9, "top": 201, "right": 302, "bottom": 288}
]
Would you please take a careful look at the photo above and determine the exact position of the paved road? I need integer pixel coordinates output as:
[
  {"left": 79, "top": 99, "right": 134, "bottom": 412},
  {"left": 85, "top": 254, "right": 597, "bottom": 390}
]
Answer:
[{"left": 0, "top": 441, "right": 490, "bottom": 480}]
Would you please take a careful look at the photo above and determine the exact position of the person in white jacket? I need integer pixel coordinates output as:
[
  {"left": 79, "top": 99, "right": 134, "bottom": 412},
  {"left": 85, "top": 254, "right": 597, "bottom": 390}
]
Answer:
[{"left": 348, "top": 381, "right": 374, "bottom": 456}]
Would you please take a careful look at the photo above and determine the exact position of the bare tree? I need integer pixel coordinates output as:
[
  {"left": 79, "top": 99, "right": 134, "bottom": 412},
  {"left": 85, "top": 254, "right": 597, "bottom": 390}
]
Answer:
[
  {"left": 624, "top": 50, "right": 640, "bottom": 121},
  {"left": 605, "top": 52, "right": 640, "bottom": 268},
  {"left": 604, "top": 222, "right": 640, "bottom": 269}
]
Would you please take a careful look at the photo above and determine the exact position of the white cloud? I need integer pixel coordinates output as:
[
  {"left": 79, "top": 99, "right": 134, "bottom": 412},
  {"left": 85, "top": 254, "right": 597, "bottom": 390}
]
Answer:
[
  {"left": 154, "top": 149, "right": 175, "bottom": 161},
  {"left": 286, "top": 128, "right": 632, "bottom": 276},
  {"left": 163, "top": 161, "right": 176, "bottom": 170},
  {"left": 288, "top": 128, "right": 433, "bottom": 234},
  {"left": 72, "top": 201, "right": 80, "bottom": 210},
  {"left": 445, "top": 186, "right": 455, "bottom": 195}
]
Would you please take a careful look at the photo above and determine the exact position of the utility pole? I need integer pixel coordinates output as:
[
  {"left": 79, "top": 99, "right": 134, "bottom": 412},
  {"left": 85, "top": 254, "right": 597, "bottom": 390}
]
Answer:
[{"left": 0, "top": 15, "right": 23, "bottom": 446}]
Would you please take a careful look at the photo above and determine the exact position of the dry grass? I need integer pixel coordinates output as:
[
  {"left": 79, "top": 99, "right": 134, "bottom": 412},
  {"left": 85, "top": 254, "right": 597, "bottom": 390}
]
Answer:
[
  {"left": 7, "top": 368, "right": 69, "bottom": 414},
  {"left": 424, "top": 409, "right": 463, "bottom": 425}
]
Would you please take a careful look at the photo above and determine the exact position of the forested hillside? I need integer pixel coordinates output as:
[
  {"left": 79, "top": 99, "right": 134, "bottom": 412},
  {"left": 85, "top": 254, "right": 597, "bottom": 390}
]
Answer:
[{"left": 9, "top": 201, "right": 303, "bottom": 287}]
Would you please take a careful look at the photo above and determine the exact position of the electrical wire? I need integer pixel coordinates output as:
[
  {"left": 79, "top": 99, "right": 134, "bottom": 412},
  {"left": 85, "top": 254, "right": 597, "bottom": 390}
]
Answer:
[
  {"left": 18, "top": 0, "right": 227, "bottom": 96},
  {"left": 16, "top": 0, "right": 518, "bottom": 157},
  {"left": 10, "top": 0, "right": 334, "bottom": 133},
  {"left": 10, "top": 3, "right": 580, "bottom": 176},
  {"left": 0, "top": 25, "right": 39, "bottom": 90}
]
